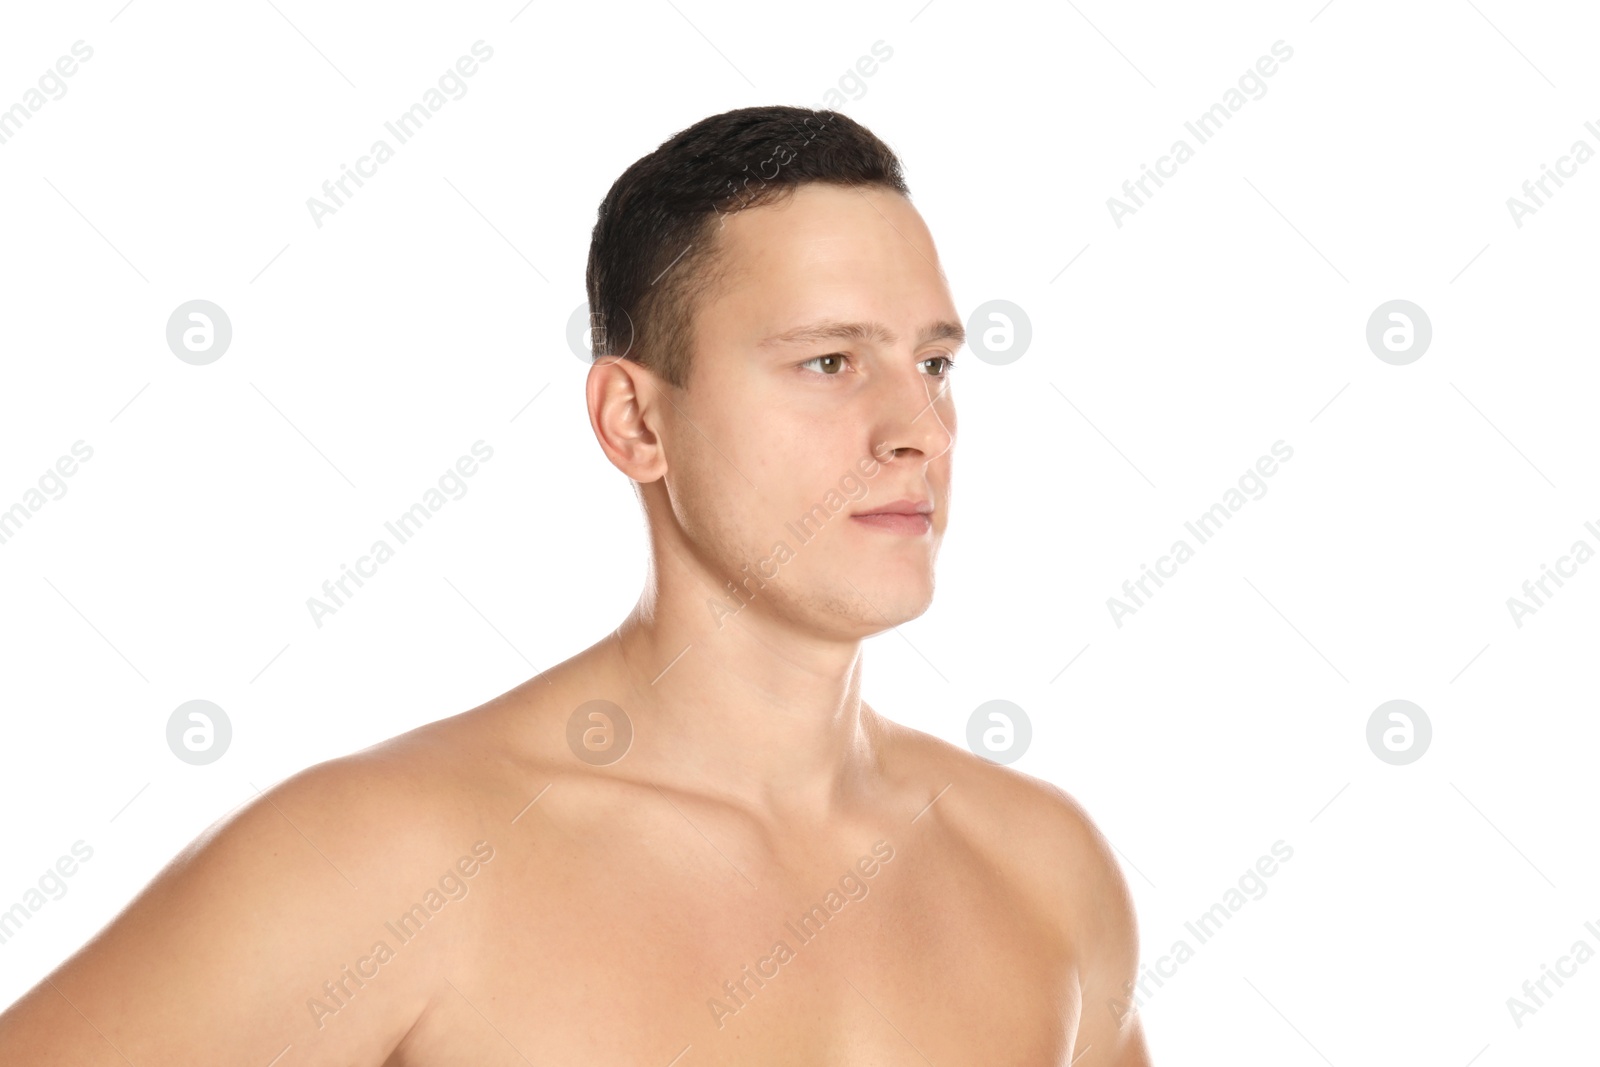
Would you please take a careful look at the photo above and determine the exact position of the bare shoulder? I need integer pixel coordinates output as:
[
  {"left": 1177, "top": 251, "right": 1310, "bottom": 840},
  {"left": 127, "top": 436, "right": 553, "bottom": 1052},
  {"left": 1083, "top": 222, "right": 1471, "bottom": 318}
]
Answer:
[
  {"left": 0, "top": 699, "right": 531, "bottom": 1066},
  {"left": 878, "top": 719, "right": 1129, "bottom": 917},
  {"left": 876, "top": 718, "right": 1152, "bottom": 1064}
]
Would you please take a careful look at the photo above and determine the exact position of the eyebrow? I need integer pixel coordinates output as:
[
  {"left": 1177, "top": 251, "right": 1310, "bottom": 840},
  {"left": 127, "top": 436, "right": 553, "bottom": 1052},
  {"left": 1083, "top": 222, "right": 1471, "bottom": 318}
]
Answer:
[{"left": 757, "top": 319, "right": 966, "bottom": 351}]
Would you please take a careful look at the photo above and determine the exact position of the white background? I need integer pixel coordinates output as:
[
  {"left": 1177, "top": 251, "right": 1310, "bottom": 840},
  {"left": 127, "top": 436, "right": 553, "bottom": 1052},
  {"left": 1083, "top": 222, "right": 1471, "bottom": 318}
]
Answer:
[{"left": 2, "top": 0, "right": 1597, "bottom": 1061}]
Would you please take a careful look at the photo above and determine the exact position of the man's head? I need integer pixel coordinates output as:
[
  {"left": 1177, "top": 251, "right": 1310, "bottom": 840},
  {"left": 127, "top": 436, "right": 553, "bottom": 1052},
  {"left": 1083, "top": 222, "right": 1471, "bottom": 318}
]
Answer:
[
  {"left": 585, "top": 105, "right": 960, "bottom": 641},
  {"left": 585, "top": 105, "right": 912, "bottom": 390}
]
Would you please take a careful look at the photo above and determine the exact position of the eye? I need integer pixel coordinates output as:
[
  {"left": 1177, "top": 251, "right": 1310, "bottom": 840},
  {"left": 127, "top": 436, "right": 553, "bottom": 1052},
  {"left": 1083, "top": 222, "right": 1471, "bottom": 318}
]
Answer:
[
  {"left": 920, "top": 354, "right": 957, "bottom": 377},
  {"left": 799, "top": 353, "right": 850, "bottom": 376}
]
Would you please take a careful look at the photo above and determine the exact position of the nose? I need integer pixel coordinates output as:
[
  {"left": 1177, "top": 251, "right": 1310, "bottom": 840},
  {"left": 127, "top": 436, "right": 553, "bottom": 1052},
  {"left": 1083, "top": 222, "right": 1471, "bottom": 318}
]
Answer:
[{"left": 871, "top": 365, "right": 955, "bottom": 465}]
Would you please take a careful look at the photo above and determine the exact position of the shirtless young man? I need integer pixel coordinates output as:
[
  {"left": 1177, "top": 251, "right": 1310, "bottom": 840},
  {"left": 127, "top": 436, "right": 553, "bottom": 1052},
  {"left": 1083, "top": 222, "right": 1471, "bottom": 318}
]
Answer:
[{"left": 0, "top": 105, "right": 1152, "bottom": 1065}]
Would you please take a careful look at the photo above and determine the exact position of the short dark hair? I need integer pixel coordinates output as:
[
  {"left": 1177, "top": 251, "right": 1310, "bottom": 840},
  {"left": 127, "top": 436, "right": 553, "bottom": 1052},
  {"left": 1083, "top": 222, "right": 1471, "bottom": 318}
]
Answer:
[{"left": 584, "top": 105, "right": 910, "bottom": 389}]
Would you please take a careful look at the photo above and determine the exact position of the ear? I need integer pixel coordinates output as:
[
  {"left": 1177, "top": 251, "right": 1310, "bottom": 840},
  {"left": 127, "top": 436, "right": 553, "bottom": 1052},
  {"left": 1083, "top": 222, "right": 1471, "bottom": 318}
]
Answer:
[{"left": 586, "top": 355, "right": 669, "bottom": 482}]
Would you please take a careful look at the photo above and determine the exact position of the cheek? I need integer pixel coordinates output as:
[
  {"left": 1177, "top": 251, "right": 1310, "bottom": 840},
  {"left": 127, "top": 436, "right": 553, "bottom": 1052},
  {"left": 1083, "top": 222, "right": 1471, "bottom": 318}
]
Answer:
[
  {"left": 670, "top": 424, "right": 793, "bottom": 549},
  {"left": 739, "top": 407, "right": 838, "bottom": 484},
  {"left": 686, "top": 381, "right": 867, "bottom": 534}
]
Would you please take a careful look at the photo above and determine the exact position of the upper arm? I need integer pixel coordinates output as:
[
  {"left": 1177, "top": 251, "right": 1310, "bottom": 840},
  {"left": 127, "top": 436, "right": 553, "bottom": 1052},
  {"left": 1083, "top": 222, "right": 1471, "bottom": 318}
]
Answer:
[
  {"left": 1040, "top": 784, "right": 1153, "bottom": 1067},
  {"left": 0, "top": 757, "right": 445, "bottom": 1067}
]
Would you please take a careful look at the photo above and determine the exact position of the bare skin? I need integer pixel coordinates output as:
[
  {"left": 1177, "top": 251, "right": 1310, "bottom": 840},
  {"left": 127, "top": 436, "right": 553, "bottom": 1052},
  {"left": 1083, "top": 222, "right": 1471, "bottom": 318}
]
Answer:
[{"left": 0, "top": 184, "right": 1152, "bottom": 1065}]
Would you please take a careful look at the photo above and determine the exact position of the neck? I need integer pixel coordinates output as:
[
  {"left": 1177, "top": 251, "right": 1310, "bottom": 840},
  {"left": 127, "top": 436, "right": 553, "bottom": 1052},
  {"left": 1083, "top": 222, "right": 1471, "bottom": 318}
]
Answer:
[{"left": 598, "top": 547, "right": 877, "bottom": 822}]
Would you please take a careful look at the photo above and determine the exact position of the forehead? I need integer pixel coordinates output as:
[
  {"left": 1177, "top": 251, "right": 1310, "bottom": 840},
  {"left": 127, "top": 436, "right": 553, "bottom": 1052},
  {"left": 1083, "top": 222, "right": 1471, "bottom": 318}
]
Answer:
[{"left": 703, "top": 184, "right": 954, "bottom": 341}]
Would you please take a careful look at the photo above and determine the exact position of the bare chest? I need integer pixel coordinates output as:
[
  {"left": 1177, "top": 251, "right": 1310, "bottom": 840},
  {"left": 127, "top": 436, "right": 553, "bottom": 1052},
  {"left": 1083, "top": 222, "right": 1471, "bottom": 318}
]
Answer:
[{"left": 395, "top": 830, "right": 1079, "bottom": 1065}]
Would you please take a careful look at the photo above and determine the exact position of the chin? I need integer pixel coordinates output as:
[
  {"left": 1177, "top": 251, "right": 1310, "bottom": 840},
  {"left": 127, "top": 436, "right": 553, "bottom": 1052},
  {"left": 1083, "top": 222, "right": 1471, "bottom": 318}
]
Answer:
[{"left": 846, "top": 573, "right": 936, "bottom": 628}]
